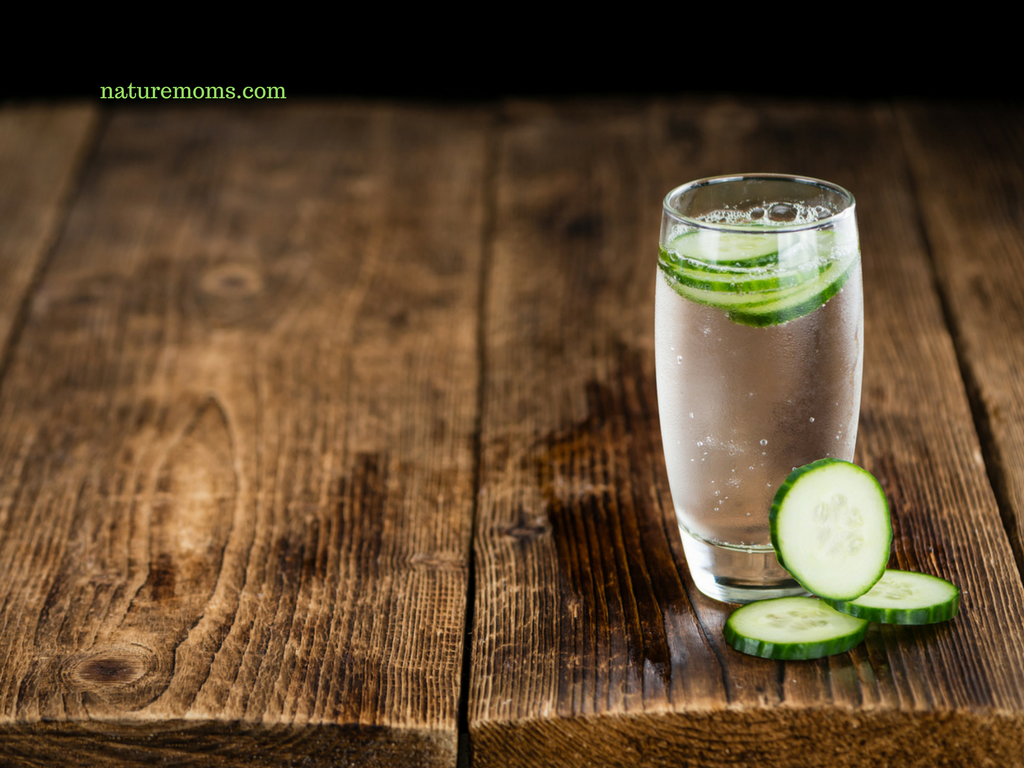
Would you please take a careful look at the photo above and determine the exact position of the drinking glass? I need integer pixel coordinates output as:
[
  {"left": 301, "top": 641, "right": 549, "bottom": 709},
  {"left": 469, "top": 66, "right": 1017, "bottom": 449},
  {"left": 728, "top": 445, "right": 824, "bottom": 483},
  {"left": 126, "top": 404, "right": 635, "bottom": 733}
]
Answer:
[{"left": 655, "top": 174, "right": 863, "bottom": 603}]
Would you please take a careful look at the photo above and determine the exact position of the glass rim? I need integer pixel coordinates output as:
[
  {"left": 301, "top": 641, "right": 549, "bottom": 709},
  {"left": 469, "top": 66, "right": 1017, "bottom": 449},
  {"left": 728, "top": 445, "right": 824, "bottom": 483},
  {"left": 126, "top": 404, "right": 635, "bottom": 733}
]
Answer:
[{"left": 663, "top": 173, "right": 856, "bottom": 233}]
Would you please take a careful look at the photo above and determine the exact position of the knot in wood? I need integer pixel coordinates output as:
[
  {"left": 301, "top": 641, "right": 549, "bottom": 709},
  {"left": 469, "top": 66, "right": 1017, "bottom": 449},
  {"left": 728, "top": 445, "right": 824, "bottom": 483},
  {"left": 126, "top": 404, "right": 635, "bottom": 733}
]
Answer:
[
  {"left": 62, "top": 647, "right": 153, "bottom": 689},
  {"left": 79, "top": 657, "right": 141, "bottom": 684},
  {"left": 409, "top": 551, "right": 464, "bottom": 571},
  {"left": 502, "top": 516, "right": 551, "bottom": 543},
  {"left": 200, "top": 263, "right": 264, "bottom": 298}
]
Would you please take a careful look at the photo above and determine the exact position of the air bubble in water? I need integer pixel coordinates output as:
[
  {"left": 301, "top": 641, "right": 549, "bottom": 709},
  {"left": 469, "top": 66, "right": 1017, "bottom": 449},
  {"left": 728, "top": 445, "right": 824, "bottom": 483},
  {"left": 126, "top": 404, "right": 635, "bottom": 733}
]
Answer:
[
  {"left": 769, "top": 203, "right": 797, "bottom": 222},
  {"left": 695, "top": 200, "right": 835, "bottom": 228}
]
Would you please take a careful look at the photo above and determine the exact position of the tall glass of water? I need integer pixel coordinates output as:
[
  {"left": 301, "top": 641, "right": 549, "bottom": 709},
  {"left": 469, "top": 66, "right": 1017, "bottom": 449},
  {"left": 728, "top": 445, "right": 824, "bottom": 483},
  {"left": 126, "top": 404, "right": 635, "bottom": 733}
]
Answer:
[{"left": 655, "top": 174, "right": 863, "bottom": 603}]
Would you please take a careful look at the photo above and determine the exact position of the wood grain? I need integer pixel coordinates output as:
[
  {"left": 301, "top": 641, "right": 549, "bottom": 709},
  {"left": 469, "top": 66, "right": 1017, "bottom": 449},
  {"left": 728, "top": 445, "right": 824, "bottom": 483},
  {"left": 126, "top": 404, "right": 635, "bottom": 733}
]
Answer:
[
  {"left": 898, "top": 102, "right": 1024, "bottom": 576},
  {"left": 0, "top": 105, "right": 485, "bottom": 766},
  {"left": 469, "top": 99, "right": 1024, "bottom": 767},
  {"left": 3, "top": 99, "right": 1024, "bottom": 767},
  {"left": 0, "top": 103, "right": 97, "bottom": 365}
]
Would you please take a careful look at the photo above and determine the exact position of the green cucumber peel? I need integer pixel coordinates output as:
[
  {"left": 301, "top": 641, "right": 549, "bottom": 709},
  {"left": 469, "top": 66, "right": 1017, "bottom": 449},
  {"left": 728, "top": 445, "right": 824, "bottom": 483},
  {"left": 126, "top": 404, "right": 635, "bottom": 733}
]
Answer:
[
  {"left": 770, "top": 459, "right": 893, "bottom": 601},
  {"left": 658, "top": 232, "right": 855, "bottom": 327},
  {"left": 823, "top": 569, "right": 960, "bottom": 625},
  {"left": 724, "top": 596, "right": 868, "bottom": 660}
]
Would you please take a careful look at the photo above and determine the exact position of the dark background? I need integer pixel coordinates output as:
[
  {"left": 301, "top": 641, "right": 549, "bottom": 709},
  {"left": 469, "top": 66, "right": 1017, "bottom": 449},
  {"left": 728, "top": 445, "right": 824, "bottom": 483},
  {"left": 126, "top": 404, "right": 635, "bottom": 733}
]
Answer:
[
  {"left": 2, "top": 44, "right": 1013, "bottom": 105},
  {"left": 2, "top": 74, "right": 1002, "bottom": 103}
]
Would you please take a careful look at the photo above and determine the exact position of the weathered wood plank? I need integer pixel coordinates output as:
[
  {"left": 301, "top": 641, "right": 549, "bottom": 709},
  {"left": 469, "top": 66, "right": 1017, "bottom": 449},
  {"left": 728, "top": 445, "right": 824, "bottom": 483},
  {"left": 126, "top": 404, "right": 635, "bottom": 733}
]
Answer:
[
  {"left": 898, "top": 102, "right": 1024, "bottom": 576},
  {"left": 0, "top": 105, "right": 485, "bottom": 766},
  {"left": 0, "top": 103, "right": 97, "bottom": 364},
  {"left": 470, "top": 99, "right": 1024, "bottom": 766}
]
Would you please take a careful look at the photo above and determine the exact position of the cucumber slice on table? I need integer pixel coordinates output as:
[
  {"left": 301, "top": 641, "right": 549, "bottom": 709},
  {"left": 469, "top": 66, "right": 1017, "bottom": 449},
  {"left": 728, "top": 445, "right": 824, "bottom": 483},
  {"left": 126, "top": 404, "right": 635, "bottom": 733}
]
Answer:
[
  {"left": 824, "top": 569, "right": 960, "bottom": 625},
  {"left": 724, "top": 596, "right": 868, "bottom": 660},
  {"left": 770, "top": 459, "right": 892, "bottom": 601}
]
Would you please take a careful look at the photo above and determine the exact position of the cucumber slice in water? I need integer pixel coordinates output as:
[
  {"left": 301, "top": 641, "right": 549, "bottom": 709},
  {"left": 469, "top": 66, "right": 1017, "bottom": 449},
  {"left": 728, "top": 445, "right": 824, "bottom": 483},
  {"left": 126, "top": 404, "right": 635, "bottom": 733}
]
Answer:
[
  {"left": 824, "top": 569, "right": 960, "bottom": 625},
  {"left": 667, "top": 230, "right": 780, "bottom": 267},
  {"left": 658, "top": 228, "right": 854, "bottom": 327},
  {"left": 724, "top": 596, "right": 868, "bottom": 660},
  {"left": 770, "top": 459, "right": 892, "bottom": 601},
  {"left": 725, "top": 259, "right": 855, "bottom": 327},
  {"left": 660, "top": 252, "right": 820, "bottom": 295}
]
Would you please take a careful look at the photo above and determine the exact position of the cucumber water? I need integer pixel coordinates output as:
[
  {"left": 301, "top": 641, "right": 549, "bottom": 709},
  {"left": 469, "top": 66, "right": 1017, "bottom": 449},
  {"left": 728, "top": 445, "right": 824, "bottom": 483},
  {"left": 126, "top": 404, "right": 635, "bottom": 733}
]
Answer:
[{"left": 655, "top": 190, "right": 864, "bottom": 602}]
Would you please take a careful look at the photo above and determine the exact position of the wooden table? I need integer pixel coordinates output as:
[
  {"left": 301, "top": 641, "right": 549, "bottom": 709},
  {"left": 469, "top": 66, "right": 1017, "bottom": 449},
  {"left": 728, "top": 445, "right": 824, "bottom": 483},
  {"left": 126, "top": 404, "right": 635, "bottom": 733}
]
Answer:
[{"left": 1, "top": 98, "right": 1022, "bottom": 767}]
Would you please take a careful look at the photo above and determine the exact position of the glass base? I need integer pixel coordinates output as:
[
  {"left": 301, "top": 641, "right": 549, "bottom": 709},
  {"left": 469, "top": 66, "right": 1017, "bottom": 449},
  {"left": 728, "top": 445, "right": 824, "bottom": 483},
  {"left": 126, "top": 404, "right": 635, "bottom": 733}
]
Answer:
[{"left": 679, "top": 528, "right": 807, "bottom": 604}]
